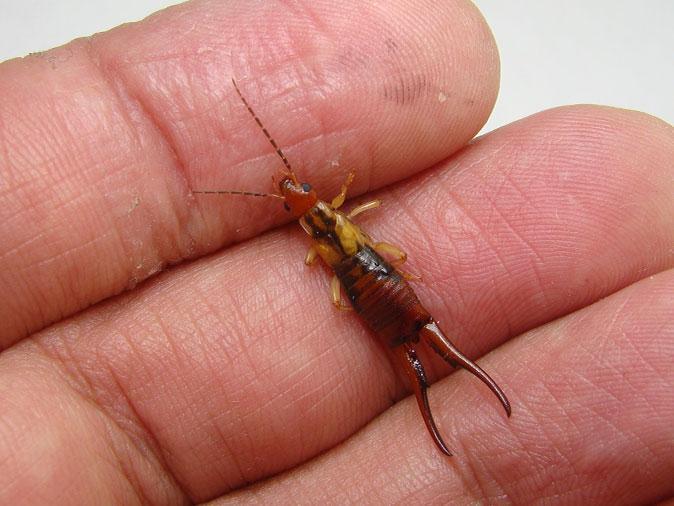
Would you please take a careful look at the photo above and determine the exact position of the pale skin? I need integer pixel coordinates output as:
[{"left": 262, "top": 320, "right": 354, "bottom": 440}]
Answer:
[{"left": 1, "top": 1, "right": 673, "bottom": 505}]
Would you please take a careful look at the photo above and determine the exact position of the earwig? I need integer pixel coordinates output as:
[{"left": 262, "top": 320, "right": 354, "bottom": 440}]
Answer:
[{"left": 195, "top": 79, "right": 511, "bottom": 456}]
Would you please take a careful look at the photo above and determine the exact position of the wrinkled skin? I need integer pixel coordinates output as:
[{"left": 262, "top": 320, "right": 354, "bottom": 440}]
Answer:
[{"left": 0, "top": 1, "right": 673, "bottom": 504}]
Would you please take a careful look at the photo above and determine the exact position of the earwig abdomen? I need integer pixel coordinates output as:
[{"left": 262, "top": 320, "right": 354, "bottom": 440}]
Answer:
[{"left": 334, "top": 245, "right": 431, "bottom": 347}]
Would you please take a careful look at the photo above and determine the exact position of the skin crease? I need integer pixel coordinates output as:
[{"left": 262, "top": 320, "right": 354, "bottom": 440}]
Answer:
[{"left": 0, "top": 1, "right": 673, "bottom": 505}]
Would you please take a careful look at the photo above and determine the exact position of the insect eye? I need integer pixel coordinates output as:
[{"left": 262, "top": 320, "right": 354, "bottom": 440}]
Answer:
[
  {"left": 301, "top": 182, "right": 312, "bottom": 192},
  {"left": 283, "top": 202, "right": 290, "bottom": 212}
]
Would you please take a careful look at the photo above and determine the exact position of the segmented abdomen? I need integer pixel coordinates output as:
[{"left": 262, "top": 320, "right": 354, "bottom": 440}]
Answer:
[{"left": 334, "top": 245, "right": 431, "bottom": 347}]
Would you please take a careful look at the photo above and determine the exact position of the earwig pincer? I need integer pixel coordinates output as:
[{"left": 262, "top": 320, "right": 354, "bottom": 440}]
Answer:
[{"left": 194, "top": 79, "right": 511, "bottom": 456}]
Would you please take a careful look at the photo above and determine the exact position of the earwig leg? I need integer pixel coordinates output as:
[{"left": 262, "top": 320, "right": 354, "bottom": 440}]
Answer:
[
  {"left": 348, "top": 199, "right": 382, "bottom": 219},
  {"left": 420, "top": 321, "right": 512, "bottom": 417},
  {"left": 305, "top": 246, "right": 318, "bottom": 266},
  {"left": 393, "top": 344, "right": 453, "bottom": 456},
  {"left": 374, "top": 241, "right": 407, "bottom": 263},
  {"left": 374, "top": 242, "right": 422, "bottom": 281},
  {"left": 399, "top": 270, "right": 422, "bottom": 281},
  {"left": 331, "top": 275, "right": 352, "bottom": 311},
  {"left": 330, "top": 171, "right": 356, "bottom": 209}
]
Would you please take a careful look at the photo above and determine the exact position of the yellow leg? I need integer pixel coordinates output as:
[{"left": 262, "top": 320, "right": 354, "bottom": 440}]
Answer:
[
  {"left": 374, "top": 241, "right": 407, "bottom": 263},
  {"left": 348, "top": 199, "right": 382, "bottom": 219},
  {"left": 305, "top": 246, "right": 318, "bottom": 266},
  {"left": 330, "top": 171, "right": 355, "bottom": 209},
  {"left": 374, "top": 242, "right": 421, "bottom": 281},
  {"left": 331, "top": 275, "right": 352, "bottom": 310},
  {"left": 399, "top": 270, "right": 422, "bottom": 281}
]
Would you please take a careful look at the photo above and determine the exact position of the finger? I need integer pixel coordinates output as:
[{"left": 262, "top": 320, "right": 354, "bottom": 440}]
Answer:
[
  {"left": 1, "top": 106, "right": 672, "bottom": 503},
  {"left": 219, "top": 269, "right": 674, "bottom": 505},
  {"left": 0, "top": 0, "right": 498, "bottom": 346},
  {"left": 370, "top": 104, "right": 674, "bottom": 365}
]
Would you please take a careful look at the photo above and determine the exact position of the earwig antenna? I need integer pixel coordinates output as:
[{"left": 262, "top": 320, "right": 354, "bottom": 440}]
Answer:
[
  {"left": 193, "top": 81, "right": 299, "bottom": 201},
  {"left": 231, "top": 78, "right": 298, "bottom": 184},
  {"left": 192, "top": 189, "right": 283, "bottom": 199}
]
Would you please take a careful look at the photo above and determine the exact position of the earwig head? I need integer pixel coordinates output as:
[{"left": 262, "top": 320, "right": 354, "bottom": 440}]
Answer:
[{"left": 279, "top": 175, "right": 318, "bottom": 216}]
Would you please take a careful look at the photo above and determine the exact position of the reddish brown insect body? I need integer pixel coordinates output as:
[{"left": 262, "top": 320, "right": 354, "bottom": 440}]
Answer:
[{"left": 195, "top": 80, "right": 511, "bottom": 456}]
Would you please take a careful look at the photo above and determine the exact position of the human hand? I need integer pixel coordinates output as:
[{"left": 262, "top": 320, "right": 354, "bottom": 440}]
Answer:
[{"left": 1, "top": 1, "right": 673, "bottom": 504}]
